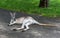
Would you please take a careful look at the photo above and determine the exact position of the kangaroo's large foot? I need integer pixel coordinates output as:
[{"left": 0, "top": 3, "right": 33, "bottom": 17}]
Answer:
[
  {"left": 12, "top": 28, "right": 26, "bottom": 32},
  {"left": 11, "top": 27, "right": 30, "bottom": 32},
  {"left": 12, "top": 28, "right": 24, "bottom": 31}
]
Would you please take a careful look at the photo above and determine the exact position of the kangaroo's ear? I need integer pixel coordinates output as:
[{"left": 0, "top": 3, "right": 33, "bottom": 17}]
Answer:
[
  {"left": 10, "top": 12, "right": 13, "bottom": 18},
  {"left": 10, "top": 12, "right": 16, "bottom": 18},
  {"left": 13, "top": 12, "right": 16, "bottom": 18}
]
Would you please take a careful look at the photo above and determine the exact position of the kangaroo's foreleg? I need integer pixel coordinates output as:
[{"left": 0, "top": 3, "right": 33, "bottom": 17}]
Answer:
[{"left": 12, "top": 23, "right": 25, "bottom": 31}]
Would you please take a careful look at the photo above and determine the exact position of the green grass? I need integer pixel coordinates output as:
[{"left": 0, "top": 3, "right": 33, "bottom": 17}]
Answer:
[{"left": 0, "top": 0, "right": 60, "bottom": 17}]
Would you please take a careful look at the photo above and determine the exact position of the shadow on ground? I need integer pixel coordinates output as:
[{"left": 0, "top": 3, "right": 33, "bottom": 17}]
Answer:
[{"left": 0, "top": 9, "right": 60, "bottom": 38}]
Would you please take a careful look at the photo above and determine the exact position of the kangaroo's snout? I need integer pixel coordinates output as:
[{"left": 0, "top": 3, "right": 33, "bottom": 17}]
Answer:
[
  {"left": 8, "top": 23, "right": 14, "bottom": 26},
  {"left": 8, "top": 21, "right": 16, "bottom": 26}
]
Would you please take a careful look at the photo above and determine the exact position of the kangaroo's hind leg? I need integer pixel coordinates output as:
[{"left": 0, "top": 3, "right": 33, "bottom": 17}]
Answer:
[
  {"left": 22, "top": 21, "right": 33, "bottom": 31},
  {"left": 23, "top": 23, "right": 30, "bottom": 31}
]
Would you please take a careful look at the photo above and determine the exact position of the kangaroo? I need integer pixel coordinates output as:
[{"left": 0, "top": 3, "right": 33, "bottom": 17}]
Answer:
[{"left": 8, "top": 12, "right": 55, "bottom": 31}]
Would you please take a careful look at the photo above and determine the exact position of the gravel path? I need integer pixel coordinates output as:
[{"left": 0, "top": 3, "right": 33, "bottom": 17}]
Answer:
[{"left": 0, "top": 9, "right": 60, "bottom": 38}]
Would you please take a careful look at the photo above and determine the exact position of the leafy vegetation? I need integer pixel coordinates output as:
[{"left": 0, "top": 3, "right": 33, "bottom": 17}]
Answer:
[{"left": 0, "top": 0, "right": 60, "bottom": 17}]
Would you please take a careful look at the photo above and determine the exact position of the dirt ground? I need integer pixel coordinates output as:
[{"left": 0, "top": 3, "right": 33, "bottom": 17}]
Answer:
[{"left": 0, "top": 9, "right": 60, "bottom": 38}]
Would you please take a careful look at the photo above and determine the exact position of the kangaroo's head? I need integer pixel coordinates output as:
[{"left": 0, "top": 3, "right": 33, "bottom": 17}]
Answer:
[{"left": 8, "top": 12, "right": 16, "bottom": 26}]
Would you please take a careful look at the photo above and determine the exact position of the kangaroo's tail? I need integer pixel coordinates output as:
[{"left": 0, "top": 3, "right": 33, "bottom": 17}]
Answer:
[{"left": 35, "top": 21, "right": 56, "bottom": 27}]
